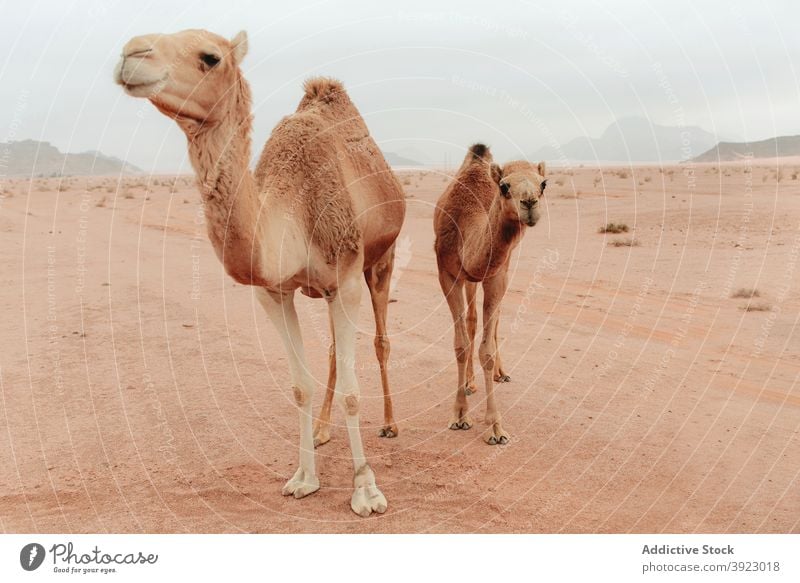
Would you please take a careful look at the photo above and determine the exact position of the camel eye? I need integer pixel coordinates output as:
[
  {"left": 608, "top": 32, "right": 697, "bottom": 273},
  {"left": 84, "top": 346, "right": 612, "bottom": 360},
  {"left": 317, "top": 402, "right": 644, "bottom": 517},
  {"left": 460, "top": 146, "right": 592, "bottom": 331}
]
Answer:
[
  {"left": 500, "top": 182, "right": 511, "bottom": 198},
  {"left": 201, "top": 53, "right": 220, "bottom": 68}
]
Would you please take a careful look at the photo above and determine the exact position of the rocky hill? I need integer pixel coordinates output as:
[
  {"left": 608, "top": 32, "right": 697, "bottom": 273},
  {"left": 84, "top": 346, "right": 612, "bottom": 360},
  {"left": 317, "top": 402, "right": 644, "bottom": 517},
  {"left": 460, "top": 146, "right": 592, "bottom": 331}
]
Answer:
[
  {"left": 0, "top": 140, "right": 141, "bottom": 176},
  {"left": 533, "top": 117, "right": 718, "bottom": 163},
  {"left": 690, "top": 135, "right": 800, "bottom": 162}
]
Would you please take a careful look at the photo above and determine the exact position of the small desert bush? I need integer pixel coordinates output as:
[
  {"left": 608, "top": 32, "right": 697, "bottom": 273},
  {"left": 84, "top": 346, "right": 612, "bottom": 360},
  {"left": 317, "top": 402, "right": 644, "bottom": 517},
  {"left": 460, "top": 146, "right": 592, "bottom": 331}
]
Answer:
[
  {"left": 599, "top": 222, "right": 629, "bottom": 234},
  {"left": 731, "top": 288, "right": 760, "bottom": 299},
  {"left": 741, "top": 302, "right": 771, "bottom": 312},
  {"left": 95, "top": 196, "right": 107, "bottom": 208},
  {"left": 609, "top": 237, "right": 639, "bottom": 247}
]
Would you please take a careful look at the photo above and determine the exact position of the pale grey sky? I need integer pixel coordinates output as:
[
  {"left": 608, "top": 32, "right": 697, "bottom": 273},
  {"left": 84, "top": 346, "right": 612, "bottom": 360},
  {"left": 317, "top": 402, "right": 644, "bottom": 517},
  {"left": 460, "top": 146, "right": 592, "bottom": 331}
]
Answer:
[{"left": 1, "top": 0, "right": 798, "bottom": 171}]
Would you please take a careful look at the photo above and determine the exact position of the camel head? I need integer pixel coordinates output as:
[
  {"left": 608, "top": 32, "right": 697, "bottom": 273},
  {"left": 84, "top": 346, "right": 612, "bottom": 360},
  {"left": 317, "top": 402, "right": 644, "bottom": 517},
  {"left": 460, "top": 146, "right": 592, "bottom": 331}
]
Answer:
[
  {"left": 496, "top": 160, "right": 547, "bottom": 227},
  {"left": 114, "top": 29, "right": 249, "bottom": 128}
]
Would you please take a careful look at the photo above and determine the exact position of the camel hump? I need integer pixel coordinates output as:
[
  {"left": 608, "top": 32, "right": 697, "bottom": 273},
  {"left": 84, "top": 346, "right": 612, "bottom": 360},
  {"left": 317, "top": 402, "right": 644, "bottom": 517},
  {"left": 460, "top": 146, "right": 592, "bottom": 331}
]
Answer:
[
  {"left": 468, "top": 143, "right": 492, "bottom": 162},
  {"left": 302, "top": 77, "right": 347, "bottom": 104}
]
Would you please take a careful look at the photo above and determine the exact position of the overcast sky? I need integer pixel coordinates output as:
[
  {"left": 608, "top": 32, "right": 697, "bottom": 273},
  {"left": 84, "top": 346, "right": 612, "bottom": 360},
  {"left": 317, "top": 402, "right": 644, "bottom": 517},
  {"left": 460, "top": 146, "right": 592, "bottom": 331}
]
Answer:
[{"left": 1, "top": 0, "right": 798, "bottom": 171}]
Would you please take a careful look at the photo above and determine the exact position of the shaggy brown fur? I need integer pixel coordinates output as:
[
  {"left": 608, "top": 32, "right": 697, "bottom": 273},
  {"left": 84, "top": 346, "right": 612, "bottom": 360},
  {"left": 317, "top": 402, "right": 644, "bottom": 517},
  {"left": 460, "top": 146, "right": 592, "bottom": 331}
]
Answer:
[{"left": 434, "top": 144, "right": 546, "bottom": 445}]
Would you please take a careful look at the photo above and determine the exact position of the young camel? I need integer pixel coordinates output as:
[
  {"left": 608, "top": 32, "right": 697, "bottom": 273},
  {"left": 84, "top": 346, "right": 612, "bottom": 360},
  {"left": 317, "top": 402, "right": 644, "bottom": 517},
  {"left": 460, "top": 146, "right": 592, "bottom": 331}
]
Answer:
[
  {"left": 434, "top": 144, "right": 546, "bottom": 445},
  {"left": 114, "top": 29, "right": 405, "bottom": 516}
]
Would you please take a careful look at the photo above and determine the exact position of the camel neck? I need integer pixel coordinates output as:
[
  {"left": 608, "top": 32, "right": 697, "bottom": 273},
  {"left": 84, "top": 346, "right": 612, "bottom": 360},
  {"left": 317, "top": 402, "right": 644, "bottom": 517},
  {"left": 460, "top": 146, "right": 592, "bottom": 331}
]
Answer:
[
  {"left": 483, "top": 199, "right": 522, "bottom": 273},
  {"left": 185, "top": 75, "right": 264, "bottom": 285}
]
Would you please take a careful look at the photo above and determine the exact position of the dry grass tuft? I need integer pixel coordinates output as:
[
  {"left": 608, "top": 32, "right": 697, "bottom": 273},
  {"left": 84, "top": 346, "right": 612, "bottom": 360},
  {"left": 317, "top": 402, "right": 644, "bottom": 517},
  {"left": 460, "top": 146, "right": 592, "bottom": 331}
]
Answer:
[
  {"left": 599, "top": 222, "right": 629, "bottom": 234},
  {"left": 731, "top": 288, "right": 760, "bottom": 299},
  {"left": 741, "top": 302, "right": 771, "bottom": 312},
  {"left": 609, "top": 237, "right": 639, "bottom": 247}
]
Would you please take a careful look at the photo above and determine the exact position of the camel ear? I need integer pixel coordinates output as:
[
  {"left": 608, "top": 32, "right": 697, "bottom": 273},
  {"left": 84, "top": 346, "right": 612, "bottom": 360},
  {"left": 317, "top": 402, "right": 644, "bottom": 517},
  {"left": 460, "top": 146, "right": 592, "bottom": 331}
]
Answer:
[
  {"left": 537, "top": 161, "right": 546, "bottom": 176},
  {"left": 231, "top": 31, "right": 248, "bottom": 64},
  {"left": 491, "top": 163, "right": 502, "bottom": 185}
]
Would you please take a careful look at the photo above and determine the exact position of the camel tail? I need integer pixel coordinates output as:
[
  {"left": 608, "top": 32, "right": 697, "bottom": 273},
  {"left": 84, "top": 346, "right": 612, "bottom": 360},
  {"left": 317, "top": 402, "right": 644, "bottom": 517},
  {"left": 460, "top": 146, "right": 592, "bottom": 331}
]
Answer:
[{"left": 302, "top": 77, "right": 346, "bottom": 104}]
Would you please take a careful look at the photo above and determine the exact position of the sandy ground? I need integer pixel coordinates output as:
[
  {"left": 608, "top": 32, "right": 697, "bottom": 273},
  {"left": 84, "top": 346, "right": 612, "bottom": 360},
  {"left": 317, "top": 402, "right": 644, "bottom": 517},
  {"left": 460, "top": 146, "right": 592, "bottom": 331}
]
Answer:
[{"left": 0, "top": 162, "right": 798, "bottom": 533}]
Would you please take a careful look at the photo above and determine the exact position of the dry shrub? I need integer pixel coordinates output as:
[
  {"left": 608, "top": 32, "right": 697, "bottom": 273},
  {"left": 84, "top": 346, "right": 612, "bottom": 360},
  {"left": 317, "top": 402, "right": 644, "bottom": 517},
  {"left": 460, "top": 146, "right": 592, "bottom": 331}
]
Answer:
[
  {"left": 609, "top": 237, "right": 639, "bottom": 247},
  {"left": 599, "top": 222, "right": 629, "bottom": 234},
  {"left": 731, "top": 288, "right": 760, "bottom": 299},
  {"left": 741, "top": 302, "right": 771, "bottom": 312}
]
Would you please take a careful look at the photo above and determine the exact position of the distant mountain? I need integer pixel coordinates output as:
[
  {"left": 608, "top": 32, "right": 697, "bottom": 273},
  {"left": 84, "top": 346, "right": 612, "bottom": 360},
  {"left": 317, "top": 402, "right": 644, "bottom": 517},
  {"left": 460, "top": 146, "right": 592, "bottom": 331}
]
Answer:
[
  {"left": 533, "top": 117, "right": 719, "bottom": 163},
  {"left": 0, "top": 140, "right": 141, "bottom": 176},
  {"left": 690, "top": 135, "right": 800, "bottom": 162},
  {"left": 383, "top": 151, "right": 424, "bottom": 167}
]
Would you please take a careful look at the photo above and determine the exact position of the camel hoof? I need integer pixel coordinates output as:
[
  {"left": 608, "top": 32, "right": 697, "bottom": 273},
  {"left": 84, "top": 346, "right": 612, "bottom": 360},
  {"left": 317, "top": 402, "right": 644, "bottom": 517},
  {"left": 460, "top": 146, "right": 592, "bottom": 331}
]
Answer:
[
  {"left": 378, "top": 425, "right": 398, "bottom": 438},
  {"left": 282, "top": 468, "right": 320, "bottom": 498},
  {"left": 494, "top": 374, "right": 511, "bottom": 383},
  {"left": 351, "top": 465, "right": 387, "bottom": 517},
  {"left": 483, "top": 423, "right": 510, "bottom": 445},
  {"left": 464, "top": 384, "right": 477, "bottom": 396},
  {"left": 449, "top": 416, "right": 473, "bottom": 430}
]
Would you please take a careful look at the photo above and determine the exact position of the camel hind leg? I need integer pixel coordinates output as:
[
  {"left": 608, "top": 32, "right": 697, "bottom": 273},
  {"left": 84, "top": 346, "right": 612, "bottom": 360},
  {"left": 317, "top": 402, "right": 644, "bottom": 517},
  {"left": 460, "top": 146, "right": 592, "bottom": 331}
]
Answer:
[
  {"left": 493, "top": 316, "right": 511, "bottom": 382},
  {"left": 312, "top": 313, "right": 335, "bottom": 447},
  {"left": 365, "top": 244, "right": 398, "bottom": 438}
]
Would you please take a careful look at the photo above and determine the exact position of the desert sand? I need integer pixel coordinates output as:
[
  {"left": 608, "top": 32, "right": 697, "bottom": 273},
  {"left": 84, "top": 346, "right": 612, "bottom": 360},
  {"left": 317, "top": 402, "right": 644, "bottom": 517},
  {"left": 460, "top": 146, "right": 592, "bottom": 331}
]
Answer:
[{"left": 0, "top": 162, "right": 798, "bottom": 533}]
